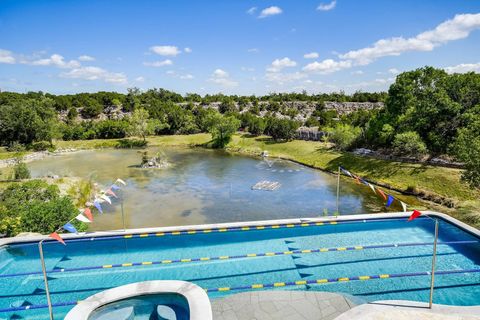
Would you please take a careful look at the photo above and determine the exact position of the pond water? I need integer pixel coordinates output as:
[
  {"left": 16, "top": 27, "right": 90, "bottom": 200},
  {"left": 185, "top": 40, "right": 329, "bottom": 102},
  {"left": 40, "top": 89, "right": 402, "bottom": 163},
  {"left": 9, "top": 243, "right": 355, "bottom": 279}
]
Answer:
[{"left": 27, "top": 148, "right": 417, "bottom": 231}]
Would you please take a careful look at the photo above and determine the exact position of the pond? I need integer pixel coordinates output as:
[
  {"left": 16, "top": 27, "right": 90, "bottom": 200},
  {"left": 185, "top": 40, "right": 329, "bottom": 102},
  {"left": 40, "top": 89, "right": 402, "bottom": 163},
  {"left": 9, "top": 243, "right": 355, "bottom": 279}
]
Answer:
[{"left": 27, "top": 148, "right": 418, "bottom": 231}]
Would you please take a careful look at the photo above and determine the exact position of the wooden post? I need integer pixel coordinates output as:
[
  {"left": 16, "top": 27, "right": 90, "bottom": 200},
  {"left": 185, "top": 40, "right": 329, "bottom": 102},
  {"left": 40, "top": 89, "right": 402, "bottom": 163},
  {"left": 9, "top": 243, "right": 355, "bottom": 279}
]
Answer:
[
  {"left": 38, "top": 240, "right": 54, "bottom": 320},
  {"left": 429, "top": 218, "right": 439, "bottom": 309}
]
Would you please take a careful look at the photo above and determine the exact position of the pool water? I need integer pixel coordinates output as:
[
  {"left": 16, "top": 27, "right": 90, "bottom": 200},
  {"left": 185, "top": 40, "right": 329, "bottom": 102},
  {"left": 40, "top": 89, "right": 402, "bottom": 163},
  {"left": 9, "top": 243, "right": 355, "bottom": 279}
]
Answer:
[
  {"left": 88, "top": 293, "right": 189, "bottom": 320},
  {"left": 0, "top": 217, "right": 479, "bottom": 319}
]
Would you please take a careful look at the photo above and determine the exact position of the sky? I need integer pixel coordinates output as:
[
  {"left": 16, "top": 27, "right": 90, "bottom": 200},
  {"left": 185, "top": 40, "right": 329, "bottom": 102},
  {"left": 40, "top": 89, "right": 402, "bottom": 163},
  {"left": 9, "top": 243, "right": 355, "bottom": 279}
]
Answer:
[{"left": 1, "top": 0, "right": 480, "bottom": 95}]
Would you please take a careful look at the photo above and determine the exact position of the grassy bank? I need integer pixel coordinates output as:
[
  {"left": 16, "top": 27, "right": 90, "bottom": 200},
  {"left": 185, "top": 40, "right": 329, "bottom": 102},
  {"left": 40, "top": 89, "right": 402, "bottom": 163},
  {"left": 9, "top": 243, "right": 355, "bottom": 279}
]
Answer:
[{"left": 2, "top": 133, "right": 479, "bottom": 227}]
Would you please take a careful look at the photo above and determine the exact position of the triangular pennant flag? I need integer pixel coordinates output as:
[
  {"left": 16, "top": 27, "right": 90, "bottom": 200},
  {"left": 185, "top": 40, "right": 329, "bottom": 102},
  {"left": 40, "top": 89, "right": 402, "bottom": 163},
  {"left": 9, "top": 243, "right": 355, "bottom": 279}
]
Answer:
[
  {"left": 377, "top": 188, "right": 387, "bottom": 201},
  {"left": 100, "top": 194, "right": 112, "bottom": 204},
  {"left": 110, "top": 184, "right": 120, "bottom": 191},
  {"left": 115, "top": 178, "right": 126, "bottom": 186},
  {"left": 408, "top": 210, "right": 422, "bottom": 221},
  {"left": 400, "top": 201, "right": 407, "bottom": 212},
  {"left": 354, "top": 176, "right": 361, "bottom": 185},
  {"left": 105, "top": 189, "right": 117, "bottom": 198},
  {"left": 84, "top": 208, "right": 93, "bottom": 221},
  {"left": 75, "top": 214, "right": 91, "bottom": 223},
  {"left": 386, "top": 195, "right": 395, "bottom": 207},
  {"left": 340, "top": 167, "right": 353, "bottom": 178},
  {"left": 361, "top": 179, "right": 369, "bottom": 186},
  {"left": 63, "top": 223, "right": 77, "bottom": 233},
  {"left": 368, "top": 183, "right": 376, "bottom": 194},
  {"left": 49, "top": 232, "right": 65, "bottom": 245},
  {"left": 94, "top": 200, "right": 103, "bottom": 214}
]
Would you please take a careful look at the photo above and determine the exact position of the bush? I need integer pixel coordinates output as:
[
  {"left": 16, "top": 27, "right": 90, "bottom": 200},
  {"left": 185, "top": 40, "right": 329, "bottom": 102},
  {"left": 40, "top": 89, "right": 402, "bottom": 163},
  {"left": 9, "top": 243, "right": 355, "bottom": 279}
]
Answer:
[
  {"left": 267, "top": 118, "right": 299, "bottom": 141},
  {"left": 327, "top": 124, "right": 361, "bottom": 151},
  {"left": 116, "top": 138, "right": 148, "bottom": 149},
  {"left": 30, "top": 141, "right": 52, "bottom": 151},
  {"left": 6, "top": 142, "right": 26, "bottom": 152},
  {"left": 0, "top": 180, "right": 80, "bottom": 237},
  {"left": 13, "top": 161, "right": 31, "bottom": 180},
  {"left": 392, "top": 131, "right": 428, "bottom": 157}
]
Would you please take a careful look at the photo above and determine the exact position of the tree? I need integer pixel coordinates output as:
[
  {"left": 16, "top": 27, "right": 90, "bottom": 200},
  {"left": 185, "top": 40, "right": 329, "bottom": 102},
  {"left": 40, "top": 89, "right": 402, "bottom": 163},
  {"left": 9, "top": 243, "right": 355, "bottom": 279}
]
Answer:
[
  {"left": 208, "top": 114, "right": 241, "bottom": 148},
  {"left": 13, "top": 161, "right": 31, "bottom": 180},
  {"left": 128, "top": 108, "right": 152, "bottom": 142},
  {"left": 267, "top": 118, "right": 299, "bottom": 141},
  {"left": 454, "top": 118, "right": 480, "bottom": 188},
  {"left": 392, "top": 131, "right": 427, "bottom": 157},
  {"left": 327, "top": 124, "right": 361, "bottom": 151}
]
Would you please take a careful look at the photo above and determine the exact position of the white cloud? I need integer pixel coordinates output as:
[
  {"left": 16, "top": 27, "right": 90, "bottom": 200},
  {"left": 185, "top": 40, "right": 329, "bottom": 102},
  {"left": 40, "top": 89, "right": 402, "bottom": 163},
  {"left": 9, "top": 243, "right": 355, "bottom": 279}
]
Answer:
[
  {"left": 61, "top": 66, "right": 127, "bottom": 84},
  {"left": 304, "top": 52, "right": 319, "bottom": 59},
  {"left": 209, "top": 69, "right": 238, "bottom": 87},
  {"left": 143, "top": 59, "right": 173, "bottom": 67},
  {"left": 150, "top": 45, "right": 181, "bottom": 56},
  {"left": 267, "top": 57, "right": 297, "bottom": 72},
  {"left": 340, "top": 13, "right": 480, "bottom": 65},
  {"left": 445, "top": 62, "right": 480, "bottom": 73},
  {"left": 247, "top": 7, "right": 257, "bottom": 15},
  {"left": 78, "top": 55, "right": 95, "bottom": 62},
  {"left": 247, "top": 48, "right": 259, "bottom": 53},
  {"left": 135, "top": 76, "right": 145, "bottom": 82},
  {"left": 351, "top": 70, "right": 364, "bottom": 75},
  {"left": 303, "top": 59, "right": 351, "bottom": 74},
  {"left": 0, "top": 49, "right": 15, "bottom": 64},
  {"left": 180, "top": 74, "right": 194, "bottom": 80},
  {"left": 265, "top": 71, "right": 307, "bottom": 85},
  {"left": 317, "top": 0, "right": 336, "bottom": 11},
  {"left": 184, "top": 47, "right": 192, "bottom": 53},
  {"left": 30, "top": 54, "right": 80, "bottom": 69},
  {"left": 388, "top": 68, "right": 400, "bottom": 74},
  {"left": 259, "top": 6, "right": 282, "bottom": 18}
]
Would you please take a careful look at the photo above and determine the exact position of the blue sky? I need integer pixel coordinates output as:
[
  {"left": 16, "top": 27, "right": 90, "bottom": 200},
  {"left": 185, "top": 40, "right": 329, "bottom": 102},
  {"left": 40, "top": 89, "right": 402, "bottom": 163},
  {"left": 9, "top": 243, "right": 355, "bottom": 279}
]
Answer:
[{"left": 1, "top": 0, "right": 479, "bottom": 95}]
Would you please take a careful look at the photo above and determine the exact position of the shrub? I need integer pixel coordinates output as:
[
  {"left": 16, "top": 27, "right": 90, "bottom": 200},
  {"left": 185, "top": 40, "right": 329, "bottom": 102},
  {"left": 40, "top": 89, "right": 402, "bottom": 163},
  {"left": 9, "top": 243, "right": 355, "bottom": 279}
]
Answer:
[
  {"left": 13, "top": 161, "right": 31, "bottom": 180},
  {"left": 0, "top": 180, "right": 80, "bottom": 237},
  {"left": 392, "top": 131, "right": 427, "bottom": 157},
  {"left": 6, "top": 142, "right": 26, "bottom": 152},
  {"left": 267, "top": 118, "right": 299, "bottom": 141},
  {"left": 327, "top": 124, "right": 361, "bottom": 151},
  {"left": 30, "top": 141, "right": 52, "bottom": 151},
  {"left": 116, "top": 138, "right": 148, "bottom": 149}
]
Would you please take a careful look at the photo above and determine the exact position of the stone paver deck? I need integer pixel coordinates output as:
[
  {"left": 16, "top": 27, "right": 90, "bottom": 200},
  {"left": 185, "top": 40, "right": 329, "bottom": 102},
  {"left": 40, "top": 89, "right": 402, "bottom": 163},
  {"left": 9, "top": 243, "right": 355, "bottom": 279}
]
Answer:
[{"left": 211, "top": 290, "right": 356, "bottom": 320}]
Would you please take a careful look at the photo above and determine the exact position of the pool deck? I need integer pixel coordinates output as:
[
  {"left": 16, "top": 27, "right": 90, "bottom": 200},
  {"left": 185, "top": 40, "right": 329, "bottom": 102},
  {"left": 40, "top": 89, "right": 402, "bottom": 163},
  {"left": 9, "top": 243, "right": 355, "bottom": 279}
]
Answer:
[{"left": 212, "top": 291, "right": 356, "bottom": 320}]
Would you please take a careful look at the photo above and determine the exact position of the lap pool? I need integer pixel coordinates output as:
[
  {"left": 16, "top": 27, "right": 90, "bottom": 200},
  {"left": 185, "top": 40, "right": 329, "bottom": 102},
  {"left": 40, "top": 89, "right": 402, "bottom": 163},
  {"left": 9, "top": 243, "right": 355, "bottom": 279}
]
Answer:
[{"left": 0, "top": 213, "right": 479, "bottom": 319}]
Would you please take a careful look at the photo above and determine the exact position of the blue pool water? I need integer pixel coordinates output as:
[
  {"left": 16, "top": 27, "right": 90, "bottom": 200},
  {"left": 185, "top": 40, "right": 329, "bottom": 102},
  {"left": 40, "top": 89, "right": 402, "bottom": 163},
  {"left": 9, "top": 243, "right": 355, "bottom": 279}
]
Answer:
[
  {"left": 88, "top": 293, "right": 189, "bottom": 320},
  {"left": 0, "top": 217, "right": 479, "bottom": 319}
]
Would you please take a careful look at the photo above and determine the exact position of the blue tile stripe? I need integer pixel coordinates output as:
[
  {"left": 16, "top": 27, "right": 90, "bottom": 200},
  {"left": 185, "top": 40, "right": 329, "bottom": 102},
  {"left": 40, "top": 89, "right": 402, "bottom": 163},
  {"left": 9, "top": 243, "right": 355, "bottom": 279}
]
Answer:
[
  {"left": 0, "top": 240, "right": 476, "bottom": 280},
  {"left": 2, "top": 268, "right": 479, "bottom": 313}
]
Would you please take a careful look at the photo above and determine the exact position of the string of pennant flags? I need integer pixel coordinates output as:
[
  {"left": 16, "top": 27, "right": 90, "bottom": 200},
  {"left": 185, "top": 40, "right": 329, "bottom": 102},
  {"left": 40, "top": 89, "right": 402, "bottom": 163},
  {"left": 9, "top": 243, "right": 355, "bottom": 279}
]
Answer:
[
  {"left": 48, "top": 178, "right": 127, "bottom": 245},
  {"left": 338, "top": 166, "right": 422, "bottom": 221}
]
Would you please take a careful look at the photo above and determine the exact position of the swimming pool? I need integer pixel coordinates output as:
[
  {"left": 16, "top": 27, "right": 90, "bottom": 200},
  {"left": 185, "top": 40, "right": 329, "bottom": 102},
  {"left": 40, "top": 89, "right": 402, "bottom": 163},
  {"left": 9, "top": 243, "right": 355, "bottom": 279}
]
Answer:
[{"left": 0, "top": 212, "right": 479, "bottom": 319}]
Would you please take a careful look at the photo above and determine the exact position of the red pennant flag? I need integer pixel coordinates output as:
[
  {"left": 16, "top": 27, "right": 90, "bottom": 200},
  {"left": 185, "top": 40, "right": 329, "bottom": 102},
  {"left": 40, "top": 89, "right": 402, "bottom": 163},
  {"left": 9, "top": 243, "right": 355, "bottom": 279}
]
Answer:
[
  {"left": 49, "top": 232, "right": 66, "bottom": 245},
  {"left": 377, "top": 188, "right": 387, "bottom": 201},
  {"left": 354, "top": 175, "right": 361, "bottom": 185},
  {"left": 84, "top": 208, "right": 93, "bottom": 222},
  {"left": 105, "top": 189, "right": 117, "bottom": 198},
  {"left": 408, "top": 210, "right": 422, "bottom": 221}
]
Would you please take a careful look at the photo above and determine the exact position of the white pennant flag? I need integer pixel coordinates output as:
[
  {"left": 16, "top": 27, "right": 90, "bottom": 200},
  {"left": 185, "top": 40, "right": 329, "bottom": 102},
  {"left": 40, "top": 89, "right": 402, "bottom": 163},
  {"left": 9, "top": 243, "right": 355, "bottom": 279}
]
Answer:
[
  {"left": 75, "top": 214, "right": 91, "bottom": 223},
  {"left": 101, "top": 194, "right": 112, "bottom": 204},
  {"left": 368, "top": 183, "right": 376, "bottom": 194},
  {"left": 115, "top": 178, "right": 127, "bottom": 186},
  {"left": 400, "top": 201, "right": 407, "bottom": 212}
]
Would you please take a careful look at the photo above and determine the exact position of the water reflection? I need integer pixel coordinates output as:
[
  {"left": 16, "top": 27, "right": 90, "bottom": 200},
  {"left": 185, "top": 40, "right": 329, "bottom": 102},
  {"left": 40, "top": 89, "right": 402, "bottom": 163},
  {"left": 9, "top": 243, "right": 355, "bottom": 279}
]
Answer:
[{"left": 27, "top": 148, "right": 416, "bottom": 231}]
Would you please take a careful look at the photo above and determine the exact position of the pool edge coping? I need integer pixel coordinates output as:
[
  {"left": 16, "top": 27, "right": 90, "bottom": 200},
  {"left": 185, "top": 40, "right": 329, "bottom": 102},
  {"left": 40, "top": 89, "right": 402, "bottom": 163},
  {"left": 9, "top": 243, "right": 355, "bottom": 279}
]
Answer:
[{"left": 1, "top": 211, "right": 479, "bottom": 247}]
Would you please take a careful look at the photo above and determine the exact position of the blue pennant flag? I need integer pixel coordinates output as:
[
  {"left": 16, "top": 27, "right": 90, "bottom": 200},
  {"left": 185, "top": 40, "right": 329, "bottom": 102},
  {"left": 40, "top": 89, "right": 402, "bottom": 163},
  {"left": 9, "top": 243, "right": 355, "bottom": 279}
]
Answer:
[
  {"left": 63, "top": 223, "right": 77, "bottom": 233},
  {"left": 339, "top": 167, "right": 353, "bottom": 177},
  {"left": 94, "top": 200, "right": 103, "bottom": 214},
  {"left": 386, "top": 195, "right": 395, "bottom": 207},
  {"left": 110, "top": 184, "right": 120, "bottom": 191},
  {"left": 360, "top": 178, "right": 369, "bottom": 186}
]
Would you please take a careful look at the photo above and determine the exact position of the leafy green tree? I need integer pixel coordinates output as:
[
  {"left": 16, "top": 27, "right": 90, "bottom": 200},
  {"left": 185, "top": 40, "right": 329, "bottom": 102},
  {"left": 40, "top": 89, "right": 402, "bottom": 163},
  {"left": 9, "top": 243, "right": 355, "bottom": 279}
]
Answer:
[
  {"left": 0, "top": 180, "right": 79, "bottom": 236},
  {"left": 208, "top": 115, "right": 241, "bottom": 148},
  {"left": 392, "top": 131, "right": 427, "bottom": 157},
  {"left": 128, "top": 108, "right": 152, "bottom": 142},
  {"left": 454, "top": 118, "right": 480, "bottom": 188},
  {"left": 327, "top": 124, "right": 361, "bottom": 151},
  {"left": 266, "top": 118, "right": 299, "bottom": 141}
]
